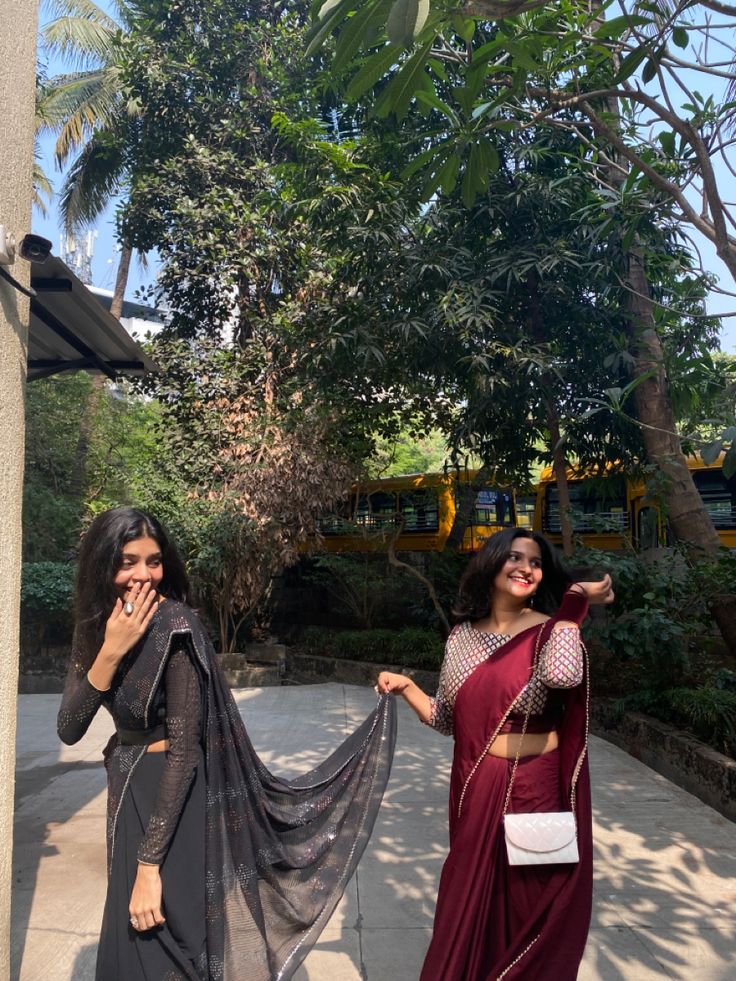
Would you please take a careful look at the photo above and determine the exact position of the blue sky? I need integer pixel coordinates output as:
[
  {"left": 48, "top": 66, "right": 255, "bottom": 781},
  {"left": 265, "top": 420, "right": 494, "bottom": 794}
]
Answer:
[{"left": 34, "top": 2, "right": 736, "bottom": 350}]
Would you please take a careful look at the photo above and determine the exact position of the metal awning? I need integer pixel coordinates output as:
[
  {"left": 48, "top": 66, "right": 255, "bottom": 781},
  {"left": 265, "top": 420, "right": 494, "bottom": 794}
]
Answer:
[{"left": 27, "top": 255, "right": 158, "bottom": 382}]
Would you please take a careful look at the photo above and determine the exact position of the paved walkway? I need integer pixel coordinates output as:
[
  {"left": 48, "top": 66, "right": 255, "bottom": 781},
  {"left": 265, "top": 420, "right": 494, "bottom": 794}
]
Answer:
[{"left": 11, "top": 685, "right": 736, "bottom": 980}]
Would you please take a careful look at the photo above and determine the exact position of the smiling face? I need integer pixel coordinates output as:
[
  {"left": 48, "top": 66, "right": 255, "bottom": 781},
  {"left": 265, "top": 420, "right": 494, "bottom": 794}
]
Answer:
[
  {"left": 113, "top": 535, "right": 164, "bottom": 599},
  {"left": 492, "top": 536, "right": 543, "bottom": 605}
]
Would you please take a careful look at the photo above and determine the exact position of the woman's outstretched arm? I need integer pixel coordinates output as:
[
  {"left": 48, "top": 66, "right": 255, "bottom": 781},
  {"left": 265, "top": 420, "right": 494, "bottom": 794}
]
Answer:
[{"left": 375, "top": 672, "right": 432, "bottom": 723}]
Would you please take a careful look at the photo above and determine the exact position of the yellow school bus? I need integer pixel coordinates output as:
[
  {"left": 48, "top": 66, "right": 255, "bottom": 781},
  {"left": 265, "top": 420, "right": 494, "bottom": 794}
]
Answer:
[
  {"left": 533, "top": 456, "right": 735, "bottom": 549},
  {"left": 313, "top": 471, "right": 516, "bottom": 553}
]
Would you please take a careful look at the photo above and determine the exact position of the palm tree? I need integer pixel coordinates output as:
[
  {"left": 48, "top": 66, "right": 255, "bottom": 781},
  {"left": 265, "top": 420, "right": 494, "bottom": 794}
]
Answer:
[{"left": 39, "top": 0, "right": 135, "bottom": 317}]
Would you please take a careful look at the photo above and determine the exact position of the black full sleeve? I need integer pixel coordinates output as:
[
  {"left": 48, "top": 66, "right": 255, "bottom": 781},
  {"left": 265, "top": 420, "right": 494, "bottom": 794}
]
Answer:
[
  {"left": 137, "top": 644, "right": 203, "bottom": 866},
  {"left": 57, "top": 652, "right": 107, "bottom": 745}
]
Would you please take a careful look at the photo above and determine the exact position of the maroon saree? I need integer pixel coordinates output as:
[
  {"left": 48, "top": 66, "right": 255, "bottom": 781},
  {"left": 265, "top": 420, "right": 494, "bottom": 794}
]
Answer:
[{"left": 420, "top": 591, "right": 592, "bottom": 981}]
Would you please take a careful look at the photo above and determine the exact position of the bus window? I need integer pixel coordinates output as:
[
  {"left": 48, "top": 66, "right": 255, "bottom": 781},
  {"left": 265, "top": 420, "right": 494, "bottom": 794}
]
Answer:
[
  {"left": 544, "top": 479, "right": 628, "bottom": 533},
  {"left": 515, "top": 495, "right": 536, "bottom": 529},
  {"left": 692, "top": 469, "right": 736, "bottom": 529},
  {"left": 354, "top": 492, "right": 397, "bottom": 531},
  {"left": 637, "top": 506, "right": 660, "bottom": 550},
  {"left": 473, "top": 488, "right": 514, "bottom": 526},
  {"left": 399, "top": 489, "right": 439, "bottom": 532}
]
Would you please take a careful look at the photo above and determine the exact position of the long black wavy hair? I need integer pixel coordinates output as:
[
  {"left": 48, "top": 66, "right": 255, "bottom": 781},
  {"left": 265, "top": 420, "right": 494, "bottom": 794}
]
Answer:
[
  {"left": 74, "top": 508, "right": 191, "bottom": 669},
  {"left": 453, "top": 527, "right": 573, "bottom": 623}
]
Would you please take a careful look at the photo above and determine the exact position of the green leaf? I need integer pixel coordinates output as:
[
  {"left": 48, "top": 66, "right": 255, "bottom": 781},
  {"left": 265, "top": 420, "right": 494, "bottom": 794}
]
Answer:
[
  {"left": 701, "top": 439, "right": 723, "bottom": 466},
  {"left": 642, "top": 57, "right": 658, "bottom": 83},
  {"left": 672, "top": 26, "right": 689, "bottom": 49},
  {"left": 401, "top": 141, "right": 448, "bottom": 179},
  {"left": 346, "top": 44, "right": 399, "bottom": 101},
  {"left": 378, "top": 40, "right": 433, "bottom": 117},
  {"left": 613, "top": 45, "right": 648, "bottom": 84},
  {"left": 658, "top": 130, "right": 676, "bottom": 157},
  {"left": 437, "top": 152, "right": 460, "bottom": 195},
  {"left": 451, "top": 13, "right": 475, "bottom": 42},
  {"left": 305, "top": 0, "right": 353, "bottom": 56},
  {"left": 414, "top": 89, "right": 460, "bottom": 124},
  {"left": 505, "top": 40, "right": 539, "bottom": 72},
  {"left": 461, "top": 139, "right": 494, "bottom": 207},
  {"left": 594, "top": 14, "right": 652, "bottom": 39},
  {"left": 387, "top": 0, "right": 430, "bottom": 47},
  {"left": 428, "top": 57, "right": 448, "bottom": 81},
  {"left": 723, "top": 444, "right": 736, "bottom": 480},
  {"left": 419, "top": 145, "right": 452, "bottom": 199},
  {"left": 334, "top": 0, "right": 393, "bottom": 73},
  {"left": 475, "top": 136, "right": 499, "bottom": 177},
  {"left": 318, "top": 0, "right": 344, "bottom": 18}
]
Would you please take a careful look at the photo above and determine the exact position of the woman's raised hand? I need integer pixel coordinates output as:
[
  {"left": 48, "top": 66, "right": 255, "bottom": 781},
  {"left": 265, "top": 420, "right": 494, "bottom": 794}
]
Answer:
[
  {"left": 572, "top": 574, "right": 614, "bottom": 605},
  {"left": 103, "top": 581, "right": 160, "bottom": 661},
  {"left": 375, "top": 671, "right": 413, "bottom": 695}
]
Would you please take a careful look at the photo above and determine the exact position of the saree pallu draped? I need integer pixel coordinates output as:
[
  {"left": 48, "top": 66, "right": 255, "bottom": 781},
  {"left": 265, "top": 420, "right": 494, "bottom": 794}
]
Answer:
[
  {"left": 420, "top": 595, "right": 592, "bottom": 981},
  {"left": 97, "top": 601, "right": 396, "bottom": 980}
]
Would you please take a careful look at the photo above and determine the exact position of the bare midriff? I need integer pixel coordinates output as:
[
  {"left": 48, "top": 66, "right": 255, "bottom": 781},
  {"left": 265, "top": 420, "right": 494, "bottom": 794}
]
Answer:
[
  {"left": 147, "top": 739, "right": 170, "bottom": 753},
  {"left": 487, "top": 730, "right": 559, "bottom": 759}
]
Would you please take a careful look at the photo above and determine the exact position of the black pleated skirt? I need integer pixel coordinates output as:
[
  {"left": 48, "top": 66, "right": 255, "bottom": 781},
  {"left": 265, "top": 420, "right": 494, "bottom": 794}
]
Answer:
[{"left": 96, "top": 749, "right": 207, "bottom": 981}]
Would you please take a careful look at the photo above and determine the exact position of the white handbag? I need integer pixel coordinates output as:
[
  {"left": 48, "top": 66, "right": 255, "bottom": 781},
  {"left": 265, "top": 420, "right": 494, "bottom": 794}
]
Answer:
[
  {"left": 503, "top": 811, "right": 579, "bottom": 866},
  {"left": 501, "top": 626, "right": 589, "bottom": 867}
]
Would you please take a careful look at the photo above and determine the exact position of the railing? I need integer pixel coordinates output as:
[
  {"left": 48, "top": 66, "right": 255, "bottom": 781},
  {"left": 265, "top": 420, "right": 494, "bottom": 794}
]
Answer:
[{"left": 544, "top": 509, "right": 630, "bottom": 534}]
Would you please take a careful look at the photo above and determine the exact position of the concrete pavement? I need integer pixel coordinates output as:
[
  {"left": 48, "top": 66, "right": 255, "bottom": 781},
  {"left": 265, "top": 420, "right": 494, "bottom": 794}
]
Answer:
[{"left": 11, "top": 684, "right": 736, "bottom": 980}]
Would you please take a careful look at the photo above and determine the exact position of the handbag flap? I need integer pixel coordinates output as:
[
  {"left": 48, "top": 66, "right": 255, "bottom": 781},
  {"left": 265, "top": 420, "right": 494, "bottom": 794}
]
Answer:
[{"left": 504, "top": 812, "right": 577, "bottom": 852}]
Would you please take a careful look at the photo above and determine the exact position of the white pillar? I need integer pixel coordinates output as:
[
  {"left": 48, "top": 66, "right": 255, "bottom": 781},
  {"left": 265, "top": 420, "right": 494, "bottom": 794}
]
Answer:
[{"left": 0, "top": 3, "right": 38, "bottom": 977}]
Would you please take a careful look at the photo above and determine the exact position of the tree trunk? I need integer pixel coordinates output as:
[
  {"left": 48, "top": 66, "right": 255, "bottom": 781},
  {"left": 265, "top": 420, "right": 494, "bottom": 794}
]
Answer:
[
  {"left": 576, "top": 25, "right": 736, "bottom": 654},
  {"left": 525, "top": 270, "right": 574, "bottom": 556},
  {"left": 546, "top": 401, "right": 574, "bottom": 556},
  {"left": 625, "top": 250, "right": 736, "bottom": 652},
  {"left": 110, "top": 240, "right": 132, "bottom": 320},
  {"left": 68, "top": 374, "right": 104, "bottom": 506},
  {"left": 445, "top": 478, "right": 478, "bottom": 551}
]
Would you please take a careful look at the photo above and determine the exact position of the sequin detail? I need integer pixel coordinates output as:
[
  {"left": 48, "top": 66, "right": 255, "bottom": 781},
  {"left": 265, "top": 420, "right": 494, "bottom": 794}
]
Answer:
[
  {"left": 137, "top": 648, "right": 203, "bottom": 865},
  {"left": 427, "top": 622, "right": 583, "bottom": 736}
]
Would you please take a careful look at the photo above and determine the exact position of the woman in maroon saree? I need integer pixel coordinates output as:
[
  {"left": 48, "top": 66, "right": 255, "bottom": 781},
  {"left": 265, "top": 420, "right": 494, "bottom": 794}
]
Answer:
[{"left": 377, "top": 528, "right": 614, "bottom": 980}]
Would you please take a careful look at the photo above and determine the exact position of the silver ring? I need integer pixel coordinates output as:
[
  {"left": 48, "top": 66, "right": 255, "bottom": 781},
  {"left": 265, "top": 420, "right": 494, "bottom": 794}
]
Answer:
[
  {"left": 123, "top": 601, "right": 135, "bottom": 616},
  {"left": 130, "top": 916, "right": 138, "bottom": 927}
]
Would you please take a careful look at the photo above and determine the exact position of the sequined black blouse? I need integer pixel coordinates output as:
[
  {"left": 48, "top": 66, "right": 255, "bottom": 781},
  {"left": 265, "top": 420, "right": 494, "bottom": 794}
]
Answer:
[{"left": 57, "top": 634, "right": 203, "bottom": 865}]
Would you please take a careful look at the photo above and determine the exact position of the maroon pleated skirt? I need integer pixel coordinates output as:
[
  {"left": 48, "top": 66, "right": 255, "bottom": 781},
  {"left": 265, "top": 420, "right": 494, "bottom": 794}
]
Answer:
[{"left": 421, "top": 748, "right": 592, "bottom": 981}]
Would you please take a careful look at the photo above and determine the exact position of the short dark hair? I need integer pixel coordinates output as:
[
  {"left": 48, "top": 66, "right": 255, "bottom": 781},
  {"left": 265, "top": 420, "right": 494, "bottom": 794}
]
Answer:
[
  {"left": 453, "top": 528, "right": 572, "bottom": 622},
  {"left": 74, "top": 508, "right": 191, "bottom": 668}
]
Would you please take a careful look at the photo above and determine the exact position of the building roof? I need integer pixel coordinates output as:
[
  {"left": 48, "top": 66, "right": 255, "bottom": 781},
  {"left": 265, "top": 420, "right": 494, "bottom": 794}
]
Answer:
[{"left": 27, "top": 255, "right": 158, "bottom": 382}]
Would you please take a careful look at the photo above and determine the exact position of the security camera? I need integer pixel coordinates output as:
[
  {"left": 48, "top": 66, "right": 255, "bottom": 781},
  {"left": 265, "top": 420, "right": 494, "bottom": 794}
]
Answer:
[{"left": 19, "top": 234, "right": 53, "bottom": 263}]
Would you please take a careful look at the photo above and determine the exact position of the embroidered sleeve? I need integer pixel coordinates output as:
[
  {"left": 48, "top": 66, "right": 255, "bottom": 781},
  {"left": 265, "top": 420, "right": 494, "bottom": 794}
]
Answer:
[
  {"left": 537, "top": 626, "right": 584, "bottom": 689},
  {"left": 426, "top": 642, "right": 456, "bottom": 737},
  {"left": 57, "top": 652, "right": 106, "bottom": 745},
  {"left": 137, "top": 645, "right": 203, "bottom": 865},
  {"left": 425, "top": 624, "right": 508, "bottom": 737}
]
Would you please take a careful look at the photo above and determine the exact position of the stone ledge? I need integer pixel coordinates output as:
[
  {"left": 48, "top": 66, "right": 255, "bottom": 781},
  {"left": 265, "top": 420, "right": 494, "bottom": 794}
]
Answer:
[
  {"left": 591, "top": 701, "right": 736, "bottom": 823},
  {"left": 286, "top": 651, "right": 440, "bottom": 693}
]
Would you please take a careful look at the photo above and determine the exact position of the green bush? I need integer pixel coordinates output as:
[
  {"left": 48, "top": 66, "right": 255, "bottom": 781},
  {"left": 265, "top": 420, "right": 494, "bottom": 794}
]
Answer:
[
  {"left": 21, "top": 562, "right": 75, "bottom": 617},
  {"left": 614, "top": 686, "right": 736, "bottom": 758},
  {"left": 573, "top": 545, "right": 699, "bottom": 689},
  {"left": 21, "top": 561, "right": 75, "bottom": 653},
  {"left": 299, "top": 626, "right": 444, "bottom": 670}
]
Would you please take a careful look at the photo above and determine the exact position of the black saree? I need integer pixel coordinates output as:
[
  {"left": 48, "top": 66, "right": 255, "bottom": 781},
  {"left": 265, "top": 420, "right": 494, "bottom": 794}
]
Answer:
[{"left": 60, "top": 601, "right": 396, "bottom": 980}]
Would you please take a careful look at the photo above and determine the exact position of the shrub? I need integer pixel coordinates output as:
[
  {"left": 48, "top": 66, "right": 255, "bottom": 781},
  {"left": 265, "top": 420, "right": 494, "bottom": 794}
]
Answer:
[
  {"left": 614, "top": 686, "right": 736, "bottom": 758},
  {"left": 299, "top": 626, "right": 444, "bottom": 670},
  {"left": 21, "top": 561, "right": 75, "bottom": 618},
  {"left": 21, "top": 561, "right": 75, "bottom": 653}
]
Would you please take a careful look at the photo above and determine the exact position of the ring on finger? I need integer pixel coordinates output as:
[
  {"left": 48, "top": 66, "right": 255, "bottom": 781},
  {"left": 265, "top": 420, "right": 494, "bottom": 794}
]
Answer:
[
  {"left": 123, "top": 601, "right": 135, "bottom": 616},
  {"left": 130, "top": 916, "right": 138, "bottom": 927}
]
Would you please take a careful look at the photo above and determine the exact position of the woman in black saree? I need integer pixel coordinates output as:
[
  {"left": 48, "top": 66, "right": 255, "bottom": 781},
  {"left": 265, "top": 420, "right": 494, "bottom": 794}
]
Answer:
[{"left": 57, "top": 507, "right": 396, "bottom": 981}]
